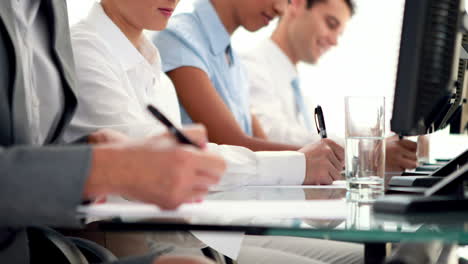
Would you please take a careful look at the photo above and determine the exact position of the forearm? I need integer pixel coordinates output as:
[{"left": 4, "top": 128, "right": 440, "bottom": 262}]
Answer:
[
  {"left": 254, "top": 113, "right": 345, "bottom": 147},
  {"left": 256, "top": 115, "right": 319, "bottom": 146},
  {"left": 242, "top": 136, "right": 301, "bottom": 151},
  {"left": 210, "top": 132, "right": 300, "bottom": 151},
  {"left": 207, "top": 143, "right": 306, "bottom": 190},
  {"left": 251, "top": 114, "right": 268, "bottom": 140}
]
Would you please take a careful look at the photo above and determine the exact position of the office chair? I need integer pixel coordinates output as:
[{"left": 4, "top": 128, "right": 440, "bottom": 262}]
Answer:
[
  {"left": 69, "top": 236, "right": 118, "bottom": 263},
  {"left": 28, "top": 226, "right": 89, "bottom": 264},
  {"left": 201, "top": 247, "right": 237, "bottom": 264},
  {"left": 385, "top": 241, "right": 458, "bottom": 264},
  {"left": 28, "top": 226, "right": 118, "bottom": 264}
]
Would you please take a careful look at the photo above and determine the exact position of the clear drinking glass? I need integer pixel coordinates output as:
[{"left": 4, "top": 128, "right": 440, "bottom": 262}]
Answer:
[{"left": 345, "top": 96, "right": 386, "bottom": 201}]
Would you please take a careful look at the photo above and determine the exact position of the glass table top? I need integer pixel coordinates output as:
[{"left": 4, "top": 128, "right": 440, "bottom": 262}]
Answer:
[{"left": 87, "top": 186, "right": 468, "bottom": 244}]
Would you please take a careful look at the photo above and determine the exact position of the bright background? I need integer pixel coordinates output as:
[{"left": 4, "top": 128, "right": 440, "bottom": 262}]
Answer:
[{"left": 65, "top": 0, "right": 466, "bottom": 139}]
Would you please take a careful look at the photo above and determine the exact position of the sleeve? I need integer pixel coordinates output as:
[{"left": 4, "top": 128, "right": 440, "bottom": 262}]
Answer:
[
  {"left": 207, "top": 143, "right": 306, "bottom": 190},
  {"left": 0, "top": 145, "right": 92, "bottom": 227},
  {"left": 251, "top": 78, "right": 345, "bottom": 147},
  {"left": 153, "top": 28, "right": 210, "bottom": 75},
  {"left": 65, "top": 32, "right": 164, "bottom": 142},
  {"left": 242, "top": 55, "right": 321, "bottom": 146}
]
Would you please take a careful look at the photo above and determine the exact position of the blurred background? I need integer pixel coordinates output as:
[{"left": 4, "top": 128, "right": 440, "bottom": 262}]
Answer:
[{"left": 66, "top": 0, "right": 466, "bottom": 139}]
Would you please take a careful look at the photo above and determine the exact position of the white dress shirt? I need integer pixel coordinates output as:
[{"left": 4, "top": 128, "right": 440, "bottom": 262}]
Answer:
[
  {"left": 66, "top": 3, "right": 306, "bottom": 189},
  {"left": 13, "top": 0, "right": 64, "bottom": 144},
  {"left": 242, "top": 39, "right": 325, "bottom": 146}
]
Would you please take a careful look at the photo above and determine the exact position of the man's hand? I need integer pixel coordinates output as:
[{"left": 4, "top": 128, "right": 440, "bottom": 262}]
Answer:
[
  {"left": 85, "top": 126, "right": 225, "bottom": 209},
  {"left": 385, "top": 135, "right": 418, "bottom": 172},
  {"left": 299, "top": 138, "right": 345, "bottom": 185}
]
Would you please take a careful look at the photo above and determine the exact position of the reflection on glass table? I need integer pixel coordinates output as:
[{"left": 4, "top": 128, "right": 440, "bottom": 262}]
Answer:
[{"left": 80, "top": 186, "right": 468, "bottom": 244}]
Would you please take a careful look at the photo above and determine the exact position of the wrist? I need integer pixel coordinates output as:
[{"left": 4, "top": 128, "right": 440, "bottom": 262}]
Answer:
[{"left": 84, "top": 145, "right": 128, "bottom": 199}]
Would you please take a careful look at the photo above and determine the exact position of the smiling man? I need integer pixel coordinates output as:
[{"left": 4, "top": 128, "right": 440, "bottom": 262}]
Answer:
[
  {"left": 243, "top": 0, "right": 353, "bottom": 147},
  {"left": 242, "top": 0, "right": 419, "bottom": 172}
]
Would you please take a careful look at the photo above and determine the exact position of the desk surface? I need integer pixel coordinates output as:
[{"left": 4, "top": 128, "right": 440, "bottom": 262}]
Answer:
[{"left": 86, "top": 186, "right": 468, "bottom": 244}]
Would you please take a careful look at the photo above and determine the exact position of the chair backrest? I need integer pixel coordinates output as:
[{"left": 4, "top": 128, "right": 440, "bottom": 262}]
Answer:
[
  {"left": 27, "top": 226, "right": 88, "bottom": 264},
  {"left": 68, "top": 236, "right": 118, "bottom": 263}
]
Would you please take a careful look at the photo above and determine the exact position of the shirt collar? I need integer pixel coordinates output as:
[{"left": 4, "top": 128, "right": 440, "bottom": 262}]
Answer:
[
  {"left": 86, "top": 2, "right": 158, "bottom": 71},
  {"left": 194, "top": 0, "right": 231, "bottom": 56},
  {"left": 264, "top": 38, "right": 298, "bottom": 82}
]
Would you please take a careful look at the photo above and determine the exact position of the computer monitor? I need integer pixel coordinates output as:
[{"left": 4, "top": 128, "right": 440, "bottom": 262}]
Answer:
[
  {"left": 447, "top": 62, "right": 468, "bottom": 133},
  {"left": 449, "top": 93, "right": 468, "bottom": 133},
  {"left": 448, "top": 34, "right": 468, "bottom": 134},
  {"left": 374, "top": 0, "right": 468, "bottom": 214},
  {"left": 391, "top": 0, "right": 466, "bottom": 136}
]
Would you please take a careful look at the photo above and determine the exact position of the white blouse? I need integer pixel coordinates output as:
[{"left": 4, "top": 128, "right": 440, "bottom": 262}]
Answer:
[{"left": 66, "top": 3, "right": 306, "bottom": 189}]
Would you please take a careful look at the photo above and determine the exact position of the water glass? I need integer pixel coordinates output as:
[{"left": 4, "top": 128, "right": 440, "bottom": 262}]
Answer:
[{"left": 345, "top": 96, "right": 386, "bottom": 201}]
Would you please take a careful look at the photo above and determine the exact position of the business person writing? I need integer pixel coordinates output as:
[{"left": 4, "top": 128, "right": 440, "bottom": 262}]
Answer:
[
  {"left": 241, "top": 0, "right": 418, "bottom": 172},
  {"left": 0, "top": 1, "right": 224, "bottom": 263},
  {"left": 65, "top": 0, "right": 362, "bottom": 263}
]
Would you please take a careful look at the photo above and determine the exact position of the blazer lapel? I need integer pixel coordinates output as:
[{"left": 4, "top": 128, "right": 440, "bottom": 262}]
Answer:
[
  {"left": 44, "top": 0, "right": 78, "bottom": 143},
  {"left": 0, "top": 1, "right": 32, "bottom": 144}
]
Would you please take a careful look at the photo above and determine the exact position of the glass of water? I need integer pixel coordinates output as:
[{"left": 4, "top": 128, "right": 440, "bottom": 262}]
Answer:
[{"left": 345, "top": 96, "right": 386, "bottom": 201}]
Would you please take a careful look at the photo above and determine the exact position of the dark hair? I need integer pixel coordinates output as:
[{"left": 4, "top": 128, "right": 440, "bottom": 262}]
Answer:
[{"left": 289, "top": 0, "right": 355, "bottom": 16}]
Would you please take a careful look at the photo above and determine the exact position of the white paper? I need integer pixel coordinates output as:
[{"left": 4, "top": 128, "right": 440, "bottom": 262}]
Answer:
[
  {"left": 208, "top": 187, "right": 306, "bottom": 201},
  {"left": 79, "top": 199, "right": 347, "bottom": 220},
  {"left": 80, "top": 199, "right": 347, "bottom": 260},
  {"left": 251, "top": 180, "right": 347, "bottom": 189},
  {"left": 191, "top": 231, "right": 244, "bottom": 260}
]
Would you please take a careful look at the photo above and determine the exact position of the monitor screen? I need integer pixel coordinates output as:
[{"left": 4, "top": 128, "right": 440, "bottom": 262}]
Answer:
[{"left": 391, "top": 0, "right": 465, "bottom": 136}]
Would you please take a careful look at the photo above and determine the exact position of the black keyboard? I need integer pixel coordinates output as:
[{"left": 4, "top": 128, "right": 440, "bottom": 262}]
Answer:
[{"left": 388, "top": 150, "right": 468, "bottom": 188}]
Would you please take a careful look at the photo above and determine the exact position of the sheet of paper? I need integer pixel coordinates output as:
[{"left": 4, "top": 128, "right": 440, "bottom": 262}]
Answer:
[
  {"left": 105, "top": 197, "right": 245, "bottom": 259},
  {"left": 250, "top": 180, "right": 347, "bottom": 189},
  {"left": 80, "top": 199, "right": 346, "bottom": 260},
  {"left": 79, "top": 199, "right": 347, "bottom": 220},
  {"left": 191, "top": 231, "right": 244, "bottom": 260},
  {"left": 208, "top": 187, "right": 306, "bottom": 201}
]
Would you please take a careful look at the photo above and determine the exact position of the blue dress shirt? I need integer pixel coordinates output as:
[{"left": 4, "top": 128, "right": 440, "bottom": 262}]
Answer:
[{"left": 153, "top": 0, "right": 253, "bottom": 136}]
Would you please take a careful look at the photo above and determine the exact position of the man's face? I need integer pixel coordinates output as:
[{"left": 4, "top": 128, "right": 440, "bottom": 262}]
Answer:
[
  {"left": 233, "top": 0, "right": 288, "bottom": 32},
  {"left": 288, "top": 0, "right": 351, "bottom": 64}
]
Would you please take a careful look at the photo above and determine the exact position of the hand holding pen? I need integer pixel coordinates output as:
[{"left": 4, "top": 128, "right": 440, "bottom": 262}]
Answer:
[{"left": 144, "top": 104, "right": 225, "bottom": 206}]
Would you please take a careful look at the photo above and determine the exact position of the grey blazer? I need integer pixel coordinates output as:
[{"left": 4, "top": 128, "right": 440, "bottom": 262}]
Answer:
[{"left": 0, "top": 0, "right": 92, "bottom": 263}]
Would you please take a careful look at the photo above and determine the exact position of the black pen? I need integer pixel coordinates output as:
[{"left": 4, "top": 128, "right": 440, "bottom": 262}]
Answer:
[
  {"left": 314, "top": 105, "right": 327, "bottom": 138},
  {"left": 147, "top": 104, "right": 201, "bottom": 148}
]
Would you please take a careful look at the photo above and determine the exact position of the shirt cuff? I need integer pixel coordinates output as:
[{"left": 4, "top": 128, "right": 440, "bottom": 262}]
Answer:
[{"left": 250, "top": 151, "right": 306, "bottom": 185}]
